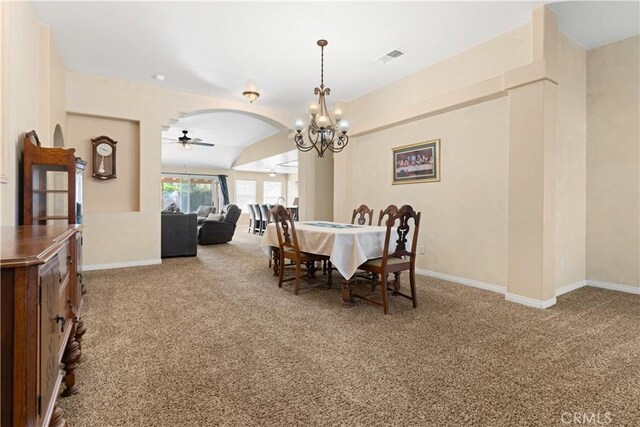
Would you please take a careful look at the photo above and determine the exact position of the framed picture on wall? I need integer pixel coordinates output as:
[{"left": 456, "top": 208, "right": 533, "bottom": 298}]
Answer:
[{"left": 392, "top": 139, "right": 441, "bottom": 185}]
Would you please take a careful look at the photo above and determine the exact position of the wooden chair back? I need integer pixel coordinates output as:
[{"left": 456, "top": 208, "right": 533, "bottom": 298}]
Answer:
[
  {"left": 377, "top": 204, "right": 399, "bottom": 226},
  {"left": 381, "top": 205, "right": 421, "bottom": 263},
  {"left": 271, "top": 205, "right": 301, "bottom": 255},
  {"left": 351, "top": 204, "right": 374, "bottom": 226}
]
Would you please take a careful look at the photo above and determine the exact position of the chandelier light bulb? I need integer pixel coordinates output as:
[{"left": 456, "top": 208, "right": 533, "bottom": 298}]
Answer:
[
  {"left": 308, "top": 103, "right": 319, "bottom": 116},
  {"left": 317, "top": 115, "right": 329, "bottom": 128},
  {"left": 294, "top": 119, "right": 305, "bottom": 131},
  {"left": 339, "top": 120, "right": 350, "bottom": 133},
  {"left": 333, "top": 108, "right": 343, "bottom": 121}
]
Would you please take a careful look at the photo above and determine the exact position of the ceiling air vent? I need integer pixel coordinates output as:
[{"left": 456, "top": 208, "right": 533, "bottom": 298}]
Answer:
[{"left": 376, "top": 49, "right": 406, "bottom": 64}]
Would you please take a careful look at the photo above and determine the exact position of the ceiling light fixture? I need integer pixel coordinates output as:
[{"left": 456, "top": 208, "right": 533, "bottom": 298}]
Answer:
[
  {"left": 268, "top": 168, "right": 277, "bottom": 177},
  {"left": 153, "top": 74, "right": 166, "bottom": 81},
  {"left": 242, "top": 79, "right": 260, "bottom": 103},
  {"left": 177, "top": 141, "right": 192, "bottom": 151},
  {"left": 294, "top": 39, "right": 349, "bottom": 158}
]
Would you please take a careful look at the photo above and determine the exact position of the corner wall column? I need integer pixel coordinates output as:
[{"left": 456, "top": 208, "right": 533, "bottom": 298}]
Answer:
[{"left": 505, "top": 6, "right": 558, "bottom": 307}]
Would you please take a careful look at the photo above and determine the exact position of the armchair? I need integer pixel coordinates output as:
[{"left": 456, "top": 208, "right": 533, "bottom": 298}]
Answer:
[{"left": 198, "top": 204, "right": 242, "bottom": 244}]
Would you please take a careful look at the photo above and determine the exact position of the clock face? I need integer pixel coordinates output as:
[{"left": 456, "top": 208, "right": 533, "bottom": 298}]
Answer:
[{"left": 97, "top": 143, "right": 113, "bottom": 156}]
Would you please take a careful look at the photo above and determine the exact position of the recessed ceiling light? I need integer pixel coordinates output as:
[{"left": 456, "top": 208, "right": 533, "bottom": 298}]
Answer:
[{"left": 153, "top": 74, "right": 166, "bottom": 81}]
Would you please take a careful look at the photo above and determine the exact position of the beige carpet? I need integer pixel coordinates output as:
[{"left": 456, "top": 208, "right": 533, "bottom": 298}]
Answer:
[{"left": 60, "top": 231, "right": 640, "bottom": 426}]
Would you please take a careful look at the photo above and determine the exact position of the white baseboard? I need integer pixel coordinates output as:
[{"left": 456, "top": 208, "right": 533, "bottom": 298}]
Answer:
[
  {"left": 414, "top": 268, "right": 506, "bottom": 294},
  {"left": 505, "top": 292, "right": 557, "bottom": 309},
  {"left": 587, "top": 280, "right": 640, "bottom": 295},
  {"left": 555, "top": 280, "right": 588, "bottom": 297},
  {"left": 83, "top": 259, "right": 162, "bottom": 271}
]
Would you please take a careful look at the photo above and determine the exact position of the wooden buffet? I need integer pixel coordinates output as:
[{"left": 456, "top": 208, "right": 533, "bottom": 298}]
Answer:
[{"left": 1, "top": 225, "right": 86, "bottom": 427}]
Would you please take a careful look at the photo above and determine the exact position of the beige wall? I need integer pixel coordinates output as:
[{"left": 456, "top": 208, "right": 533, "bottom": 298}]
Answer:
[
  {"left": 0, "top": 2, "right": 66, "bottom": 225},
  {"left": 63, "top": 71, "right": 295, "bottom": 268},
  {"left": 555, "top": 34, "right": 587, "bottom": 289},
  {"left": 341, "top": 99, "right": 509, "bottom": 286},
  {"left": 67, "top": 113, "right": 140, "bottom": 213},
  {"left": 336, "top": 22, "right": 534, "bottom": 290},
  {"left": 335, "top": 7, "right": 594, "bottom": 304},
  {"left": 586, "top": 36, "right": 640, "bottom": 287}
]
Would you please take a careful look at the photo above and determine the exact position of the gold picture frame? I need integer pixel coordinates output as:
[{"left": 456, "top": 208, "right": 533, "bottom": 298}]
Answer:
[{"left": 392, "top": 139, "right": 441, "bottom": 185}]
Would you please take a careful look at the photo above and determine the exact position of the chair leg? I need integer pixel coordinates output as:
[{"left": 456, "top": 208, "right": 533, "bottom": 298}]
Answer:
[
  {"left": 278, "top": 256, "right": 285, "bottom": 288},
  {"left": 410, "top": 268, "right": 417, "bottom": 308},
  {"left": 248, "top": 219, "right": 252, "bottom": 233},
  {"left": 294, "top": 262, "right": 302, "bottom": 295},
  {"left": 380, "top": 272, "right": 389, "bottom": 315},
  {"left": 326, "top": 261, "right": 333, "bottom": 289}
]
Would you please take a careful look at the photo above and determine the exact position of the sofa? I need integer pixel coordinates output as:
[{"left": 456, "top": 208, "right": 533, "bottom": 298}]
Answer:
[
  {"left": 198, "top": 204, "right": 242, "bottom": 245},
  {"left": 195, "top": 205, "right": 216, "bottom": 225},
  {"left": 161, "top": 212, "right": 198, "bottom": 258}
]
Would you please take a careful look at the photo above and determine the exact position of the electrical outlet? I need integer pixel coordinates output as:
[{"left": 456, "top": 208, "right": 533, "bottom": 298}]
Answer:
[{"left": 419, "top": 244, "right": 425, "bottom": 255}]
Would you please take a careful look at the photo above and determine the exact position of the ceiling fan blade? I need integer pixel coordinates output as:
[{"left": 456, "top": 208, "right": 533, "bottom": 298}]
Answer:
[
  {"left": 191, "top": 138, "right": 204, "bottom": 143},
  {"left": 191, "top": 142, "right": 215, "bottom": 147},
  {"left": 162, "top": 137, "right": 179, "bottom": 142}
]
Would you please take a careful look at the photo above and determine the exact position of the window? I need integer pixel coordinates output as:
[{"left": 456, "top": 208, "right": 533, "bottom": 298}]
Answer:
[
  {"left": 263, "top": 181, "right": 282, "bottom": 205},
  {"left": 161, "top": 176, "right": 214, "bottom": 212},
  {"left": 235, "top": 179, "right": 257, "bottom": 209}
]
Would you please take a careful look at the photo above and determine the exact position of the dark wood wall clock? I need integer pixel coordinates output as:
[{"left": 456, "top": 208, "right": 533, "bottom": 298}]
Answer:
[{"left": 91, "top": 135, "right": 117, "bottom": 180}]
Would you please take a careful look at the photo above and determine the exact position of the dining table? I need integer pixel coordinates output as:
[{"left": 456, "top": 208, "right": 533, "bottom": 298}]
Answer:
[{"left": 260, "top": 221, "right": 400, "bottom": 307}]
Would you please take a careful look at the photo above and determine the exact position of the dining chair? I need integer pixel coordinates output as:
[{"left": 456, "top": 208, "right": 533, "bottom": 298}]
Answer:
[
  {"left": 351, "top": 204, "right": 374, "bottom": 226},
  {"left": 270, "top": 205, "right": 331, "bottom": 295},
  {"left": 354, "top": 204, "right": 421, "bottom": 314},
  {"left": 260, "top": 204, "right": 271, "bottom": 235},
  {"left": 253, "top": 204, "right": 263, "bottom": 234},
  {"left": 247, "top": 204, "right": 257, "bottom": 233},
  {"left": 377, "top": 204, "right": 399, "bottom": 226}
]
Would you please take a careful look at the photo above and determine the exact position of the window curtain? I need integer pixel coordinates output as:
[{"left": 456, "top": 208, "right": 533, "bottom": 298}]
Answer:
[{"left": 218, "top": 175, "right": 230, "bottom": 206}]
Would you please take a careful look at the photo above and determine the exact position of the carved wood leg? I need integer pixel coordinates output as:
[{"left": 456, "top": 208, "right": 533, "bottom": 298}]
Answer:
[
  {"left": 78, "top": 273, "right": 87, "bottom": 295},
  {"left": 61, "top": 333, "right": 81, "bottom": 397},
  {"left": 393, "top": 272, "right": 401, "bottom": 293},
  {"left": 75, "top": 319, "right": 87, "bottom": 353},
  {"left": 326, "top": 261, "right": 333, "bottom": 289},
  {"left": 341, "top": 279, "right": 355, "bottom": 308},
  {"left": 50, "top": 403, "right": 67, "bottom": 427},
  {"left": 306, "top": 261, "right": 318, "bottom": 278},
  {"left": 272, "top": 247, "right": 280, "bottom": 276}
]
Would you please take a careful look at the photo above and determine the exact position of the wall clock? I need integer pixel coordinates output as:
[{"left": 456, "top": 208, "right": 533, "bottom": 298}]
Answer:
[{"left": 91, "top": 135, "right": 117, "bottom": 180}]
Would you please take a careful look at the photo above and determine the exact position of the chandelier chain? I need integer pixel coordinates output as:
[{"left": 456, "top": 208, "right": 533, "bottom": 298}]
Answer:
[{"left": 320, "top": 45, "right": 324, "bottom": 89}]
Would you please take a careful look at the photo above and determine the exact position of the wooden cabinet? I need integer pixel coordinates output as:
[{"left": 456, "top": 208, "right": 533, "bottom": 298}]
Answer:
[
  {"left": 1, "top": 225, "right": 86, "bottom": 427},
  {"left": 22, "top": 132, "right": 86, "bottom": 226}
]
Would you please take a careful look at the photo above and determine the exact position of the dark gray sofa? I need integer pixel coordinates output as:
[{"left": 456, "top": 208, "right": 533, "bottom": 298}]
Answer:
[
  {"left": 161, "top": 212, "right": 198, "bottom": 258},
  {"left": 198, "top": 204, "right": 242, "bottom": 245}
]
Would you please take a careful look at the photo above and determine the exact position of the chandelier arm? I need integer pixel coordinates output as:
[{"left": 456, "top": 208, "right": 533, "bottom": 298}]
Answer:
[
  {"left": 294, "top": 133, "right": 316, "bottom": 153},
  {"left": 325, "top": 133, "right": 349, "bottom": 153}
]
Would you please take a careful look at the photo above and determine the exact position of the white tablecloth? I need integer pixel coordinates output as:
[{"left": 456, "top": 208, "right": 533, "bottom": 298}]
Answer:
[{"left": 260, "top": 221, "right": 391, "bottom": 280}]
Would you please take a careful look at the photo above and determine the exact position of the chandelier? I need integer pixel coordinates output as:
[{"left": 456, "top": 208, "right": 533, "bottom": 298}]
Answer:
[{"left": 294, "top": 39, "right": 349, "bottom": 158}]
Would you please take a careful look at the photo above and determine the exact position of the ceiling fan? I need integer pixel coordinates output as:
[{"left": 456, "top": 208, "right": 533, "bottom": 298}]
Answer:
[{"left": 163, "top": 130, "right": 215, "bottom": 151}]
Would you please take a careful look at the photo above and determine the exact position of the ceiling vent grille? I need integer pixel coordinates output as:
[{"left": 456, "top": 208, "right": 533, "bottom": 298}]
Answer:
[{"left": 376, "top": 49, "right": 406, "bottom": 64}]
